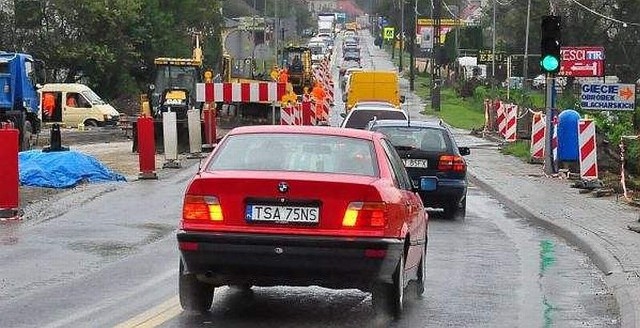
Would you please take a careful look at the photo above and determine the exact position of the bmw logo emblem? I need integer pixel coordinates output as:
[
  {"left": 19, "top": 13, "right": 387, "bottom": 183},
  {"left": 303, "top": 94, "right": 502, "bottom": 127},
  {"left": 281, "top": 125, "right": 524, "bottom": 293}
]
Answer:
[{"left": 278, "top": 182, "right": 289, "bottom": 193}]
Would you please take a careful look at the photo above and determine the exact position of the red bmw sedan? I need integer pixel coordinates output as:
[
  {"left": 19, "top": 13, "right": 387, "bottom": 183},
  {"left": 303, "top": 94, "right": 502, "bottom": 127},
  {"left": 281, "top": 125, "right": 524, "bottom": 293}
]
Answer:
[{"left": 177, "top": 125, "right": 428, "bottom": 317}]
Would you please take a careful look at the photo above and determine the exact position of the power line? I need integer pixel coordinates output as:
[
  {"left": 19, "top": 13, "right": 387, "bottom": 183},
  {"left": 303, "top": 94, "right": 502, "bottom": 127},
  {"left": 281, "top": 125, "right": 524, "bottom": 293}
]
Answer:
[{"left": 568, "top": 0, "right": 640, "bottom": 27}]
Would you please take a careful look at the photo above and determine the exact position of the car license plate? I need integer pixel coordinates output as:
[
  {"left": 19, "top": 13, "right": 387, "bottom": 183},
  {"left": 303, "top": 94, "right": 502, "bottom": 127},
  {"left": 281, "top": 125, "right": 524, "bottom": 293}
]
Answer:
[
  {"left": 245, "top": 205, "right": 320, "bottom": 224},
  {"left": 403, "top": 159, "right": 429, "bottom": 168},
  {"left": 420, "top": 177, "right": 438, "bottom": 191}
]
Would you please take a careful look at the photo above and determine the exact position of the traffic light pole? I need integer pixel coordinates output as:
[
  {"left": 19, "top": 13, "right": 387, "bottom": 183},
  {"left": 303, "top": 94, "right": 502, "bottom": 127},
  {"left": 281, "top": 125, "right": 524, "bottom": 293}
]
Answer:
[{"left": 543, "top": 74, "right": 556, "bottom": 175}]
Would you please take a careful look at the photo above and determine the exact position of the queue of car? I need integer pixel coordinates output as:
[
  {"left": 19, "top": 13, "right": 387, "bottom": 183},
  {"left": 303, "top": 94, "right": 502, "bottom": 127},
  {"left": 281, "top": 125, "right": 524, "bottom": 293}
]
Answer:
[{"left": 176, "top": 28, "right": 469, "bottom": 320}]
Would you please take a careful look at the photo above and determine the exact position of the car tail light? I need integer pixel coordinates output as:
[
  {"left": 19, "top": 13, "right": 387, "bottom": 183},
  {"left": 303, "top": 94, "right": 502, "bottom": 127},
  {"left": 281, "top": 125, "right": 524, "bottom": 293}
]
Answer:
[
  {"left": 182, "top": 195, "right": 223, "bottom": 222},
  {"left": 437, "top": 155, "right": 466, "bottom": 172},
  {"left": 342, "top": 202, "right": 387, "bottom": 228}
]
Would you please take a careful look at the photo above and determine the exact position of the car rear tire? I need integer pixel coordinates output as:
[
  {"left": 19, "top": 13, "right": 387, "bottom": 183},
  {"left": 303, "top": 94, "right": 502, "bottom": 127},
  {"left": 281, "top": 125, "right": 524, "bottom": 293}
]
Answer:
[
  {"left": 372, "top": 254, "right": 405, "bottom": 318},
  {"left": 444, "top": 198, "right": 466, "bottom": 220},
  {"left": 179, "top": 261, "right": 214, "bottom": 313}
]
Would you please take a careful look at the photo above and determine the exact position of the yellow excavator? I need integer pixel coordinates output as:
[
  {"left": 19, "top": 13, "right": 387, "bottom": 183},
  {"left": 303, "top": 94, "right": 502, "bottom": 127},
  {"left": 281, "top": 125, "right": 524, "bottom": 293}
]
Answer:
[
  {"left": 134, "top": 33, "right": 204, "bottom": 153},
  {"left": 282, "top": 45, "right": 313, "bottom": 94}
]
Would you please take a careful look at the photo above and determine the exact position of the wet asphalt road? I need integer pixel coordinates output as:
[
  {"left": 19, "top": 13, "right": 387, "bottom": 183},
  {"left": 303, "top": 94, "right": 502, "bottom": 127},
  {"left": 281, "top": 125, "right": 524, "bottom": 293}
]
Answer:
[{"left": 0, "top": 32, "right": 619, "bottom": 327}]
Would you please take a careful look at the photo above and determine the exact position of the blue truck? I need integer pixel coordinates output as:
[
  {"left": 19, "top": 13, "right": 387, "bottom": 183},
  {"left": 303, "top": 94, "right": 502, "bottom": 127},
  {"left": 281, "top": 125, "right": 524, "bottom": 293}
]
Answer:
[{"left": 0, "top": 51, "right": 42, "bottom": 150}]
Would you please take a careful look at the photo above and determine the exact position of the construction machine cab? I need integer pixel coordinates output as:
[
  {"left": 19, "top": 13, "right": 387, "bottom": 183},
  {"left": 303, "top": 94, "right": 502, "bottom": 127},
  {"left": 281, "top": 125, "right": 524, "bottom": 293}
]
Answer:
[
  {"left": 149, "top": 34, "right": 203, "bottom": 118},
  {"left": 222, "top": 55, "right": 260, "bottom": 82},
  {"left": 282, "top": 46, "right": 312, "bottom": 94}
]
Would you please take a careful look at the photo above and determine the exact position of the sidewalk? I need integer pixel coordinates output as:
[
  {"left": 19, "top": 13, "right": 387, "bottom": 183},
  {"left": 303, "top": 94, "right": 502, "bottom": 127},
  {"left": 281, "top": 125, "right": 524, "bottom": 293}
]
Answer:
[{"left": 361, "top": 31, "right": 640, "bottom": 327}]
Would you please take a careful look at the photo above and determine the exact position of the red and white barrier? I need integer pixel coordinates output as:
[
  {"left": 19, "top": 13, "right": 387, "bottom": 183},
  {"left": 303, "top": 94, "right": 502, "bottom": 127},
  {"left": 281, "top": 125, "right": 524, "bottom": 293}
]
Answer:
[
  {"left": 497, "top": 101, "right": 506, "bottom": 136},
  {"left": 280, "top": 104, "right": 302, "bottom": 125},
  {"left": 301, "top": 100, "right": 315, "bottom": 126},
  {"left": 530, "top": 112, "right": 545, "bottom": 159},
  {"left": 578, "top": 119, "right": 598, "bottom": 180},
  {"left": 196, "top": 82, "right": 286, "bottom": 103},
  {"left": 504, "top": 104, "right": 517, "bottom": 142}
]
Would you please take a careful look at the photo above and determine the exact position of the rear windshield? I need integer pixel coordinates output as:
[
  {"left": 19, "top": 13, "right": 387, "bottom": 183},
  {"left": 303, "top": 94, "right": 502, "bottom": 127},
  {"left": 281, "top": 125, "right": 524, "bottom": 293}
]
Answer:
[
  {"left": 374, "top": 126, "right": 451, "bottom": 152},
  {"left": 344, "top": 110, "right": 406, "bottom": 129},
  {"left": 208, "top": 133, "right": 379, "bottom": 176}
]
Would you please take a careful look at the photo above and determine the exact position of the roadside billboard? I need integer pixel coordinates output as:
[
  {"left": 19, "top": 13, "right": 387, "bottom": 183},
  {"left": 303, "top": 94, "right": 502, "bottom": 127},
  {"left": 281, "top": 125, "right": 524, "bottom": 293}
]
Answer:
[
  {"left": 559, "top": 46, "right": 605, "bottom": 77},
  {"left": 580, "top": 83, "right": 636, "bottom": 111}
]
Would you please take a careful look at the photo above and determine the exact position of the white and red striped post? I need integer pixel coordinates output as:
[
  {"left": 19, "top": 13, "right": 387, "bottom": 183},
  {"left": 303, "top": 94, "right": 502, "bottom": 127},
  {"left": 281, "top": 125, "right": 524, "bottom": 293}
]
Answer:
[
  {"left": 497, "top": 101, "right": 506, "bottom": 137},
  {"left": 301, "top": 99, "right": 315, "bottom": 125},
  {"left": 280, "top": 103, "right": 296, "bottom": 125},
  {"left": 504, "top": 104, "right": 518, "bottom": 142},
  {"left": 530, "top": 112, "right": 545, "bottom": 160},
  {"left": 578, "top": 119, "right": 598, "bottom": 180}
]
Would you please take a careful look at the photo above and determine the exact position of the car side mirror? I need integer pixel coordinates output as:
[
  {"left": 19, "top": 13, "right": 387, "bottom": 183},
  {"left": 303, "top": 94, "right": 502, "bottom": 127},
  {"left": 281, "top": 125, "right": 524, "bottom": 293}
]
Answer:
[
  {"left": 458, "top": 147, "right": 470, "bottom": 156},
  {"left": 400, "top": 95, "right": 406, "bottom": 103},
  {"left": 340, "top": 113, "right": 346, "bottom": 118},
  {"left": 342, "top": 94, "right": 347, "bottom": 102}
]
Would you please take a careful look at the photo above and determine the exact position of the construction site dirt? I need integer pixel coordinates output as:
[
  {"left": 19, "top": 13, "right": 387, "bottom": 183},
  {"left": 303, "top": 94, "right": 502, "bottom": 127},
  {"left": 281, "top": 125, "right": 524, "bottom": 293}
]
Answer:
[{"left": 19, "top": 126, "right": 165, "bottom": 214}]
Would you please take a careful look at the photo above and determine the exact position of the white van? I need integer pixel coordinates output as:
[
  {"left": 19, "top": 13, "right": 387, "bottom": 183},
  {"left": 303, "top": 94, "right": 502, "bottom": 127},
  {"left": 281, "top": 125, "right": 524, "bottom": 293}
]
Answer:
[{"left": 39, "top": 83, "right": 120, "bottom": 128}]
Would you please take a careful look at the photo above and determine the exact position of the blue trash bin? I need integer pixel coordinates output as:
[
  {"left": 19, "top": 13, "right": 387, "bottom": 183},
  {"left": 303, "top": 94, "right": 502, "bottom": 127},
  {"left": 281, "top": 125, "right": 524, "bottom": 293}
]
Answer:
[{"left": 557, "top": 110, "right": 581, "bottom": 162}]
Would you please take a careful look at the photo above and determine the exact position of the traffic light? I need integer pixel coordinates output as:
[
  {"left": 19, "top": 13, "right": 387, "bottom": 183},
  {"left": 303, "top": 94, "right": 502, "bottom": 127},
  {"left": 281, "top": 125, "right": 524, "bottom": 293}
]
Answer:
[{"left": 540, "top": 15, "right": 561, "bottom": 74}]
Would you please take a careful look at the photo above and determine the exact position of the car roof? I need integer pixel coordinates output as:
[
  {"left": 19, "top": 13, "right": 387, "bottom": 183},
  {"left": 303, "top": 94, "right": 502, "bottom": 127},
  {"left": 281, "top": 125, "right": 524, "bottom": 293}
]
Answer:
[
  {"left": 368, "top": 119, "right": 446, "bottom": 130},
  {"left": 350, "top": 106, "right": 406, "bottom": 113},
  {"left": 228, "top": 125, "right": 380, "bottom": 140},
  {"left": 353, "top": 101, "right": 396, "bottom": 107}
]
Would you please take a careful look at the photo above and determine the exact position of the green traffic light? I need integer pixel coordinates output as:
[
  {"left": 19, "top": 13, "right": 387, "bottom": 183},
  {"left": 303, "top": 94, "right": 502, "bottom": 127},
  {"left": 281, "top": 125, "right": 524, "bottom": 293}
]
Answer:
[{"left": 541, "top": 55, "right": 559, "bottom": 72}]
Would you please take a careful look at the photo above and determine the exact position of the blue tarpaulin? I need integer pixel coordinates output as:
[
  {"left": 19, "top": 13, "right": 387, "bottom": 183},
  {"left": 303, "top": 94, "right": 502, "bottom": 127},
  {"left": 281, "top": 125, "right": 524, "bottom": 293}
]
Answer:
[{"left": 19, "top": 150, "right": 126, "bottom": 188}]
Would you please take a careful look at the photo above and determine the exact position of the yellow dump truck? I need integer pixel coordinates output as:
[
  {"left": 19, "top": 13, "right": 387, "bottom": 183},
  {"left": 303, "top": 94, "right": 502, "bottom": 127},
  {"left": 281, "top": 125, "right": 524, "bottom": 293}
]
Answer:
[{"left": 343, "top": 71, "right": 404, "bottom": 112}]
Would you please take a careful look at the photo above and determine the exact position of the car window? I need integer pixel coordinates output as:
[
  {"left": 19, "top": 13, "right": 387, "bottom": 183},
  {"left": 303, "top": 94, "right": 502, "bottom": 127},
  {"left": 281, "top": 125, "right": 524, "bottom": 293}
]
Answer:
[
  {"left": 208, "top": 133, "right": 379, "bottom": 176},
  {"left": 374, "top": 126, "right": 451, "bottom": 152},
  {"left": 380, "top": 139, "right": 413, "bottom": 190},
  {"left": 344, "top": 110, "right": 407, "bottom": 129}
]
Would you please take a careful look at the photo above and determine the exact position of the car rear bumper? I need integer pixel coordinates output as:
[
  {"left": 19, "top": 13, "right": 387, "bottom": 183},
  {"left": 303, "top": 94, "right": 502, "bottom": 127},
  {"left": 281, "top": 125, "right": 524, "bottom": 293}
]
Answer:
[
  {"left": 177, "top": 231, "right": 404, "bottom": 291},
  {"left": 417, "top": 178, "right": 467, "bottom": 208}
]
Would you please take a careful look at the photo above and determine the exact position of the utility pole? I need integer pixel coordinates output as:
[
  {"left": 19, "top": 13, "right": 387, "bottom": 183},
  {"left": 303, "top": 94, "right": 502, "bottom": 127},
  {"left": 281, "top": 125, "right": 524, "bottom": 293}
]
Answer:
[
  {"left": 409, "top": 0, "right": 417, "bottom": 91},
  {"left": 491, "top": 0, "right": 496, "bottom": 86},
  {"left": 399, "top": 0, "right": 405, "bottom": 72},
  {"left": 432, "top": 0, "right": 441, "bottom": 111},
  {"left": 274, "top": 0, "right": 279, "bottom": 67},
  {"left": 522, "top": 0, "right": 532, "bottom": 87}
]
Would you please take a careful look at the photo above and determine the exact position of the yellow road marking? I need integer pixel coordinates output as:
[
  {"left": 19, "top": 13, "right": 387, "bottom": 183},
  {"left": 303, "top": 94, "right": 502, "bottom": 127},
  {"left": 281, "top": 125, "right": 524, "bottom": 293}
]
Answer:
[{"left": 114, "top": 296, "right": 182, "bottom": 328}]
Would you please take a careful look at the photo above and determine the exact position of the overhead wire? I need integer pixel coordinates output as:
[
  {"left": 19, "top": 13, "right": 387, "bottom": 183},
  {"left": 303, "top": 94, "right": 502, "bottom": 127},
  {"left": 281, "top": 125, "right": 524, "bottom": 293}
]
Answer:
[{"left": 567, "top": 0, "right": 640, "bottom": 27}]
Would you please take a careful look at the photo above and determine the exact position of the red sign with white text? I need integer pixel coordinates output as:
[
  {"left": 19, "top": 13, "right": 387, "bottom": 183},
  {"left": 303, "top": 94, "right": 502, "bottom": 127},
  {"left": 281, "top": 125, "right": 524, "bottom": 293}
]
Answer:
[{"left": 559, "top": 46, "right": 605, "bottom": 77}]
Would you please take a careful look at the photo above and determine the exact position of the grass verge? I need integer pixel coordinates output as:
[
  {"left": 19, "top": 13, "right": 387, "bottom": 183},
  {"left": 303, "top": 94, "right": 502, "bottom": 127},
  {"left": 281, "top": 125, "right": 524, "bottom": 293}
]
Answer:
[
  {"left": 500, "top": 140, "right": 531, "bottom": 161},
  {"left": 412, "top": 74, "right": 485, "bottom": 130}
]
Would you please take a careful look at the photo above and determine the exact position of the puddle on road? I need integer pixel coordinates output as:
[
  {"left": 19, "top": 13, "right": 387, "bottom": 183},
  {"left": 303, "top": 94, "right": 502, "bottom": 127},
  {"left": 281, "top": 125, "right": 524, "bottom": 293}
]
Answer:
[{"left": 67, "top": 223, "right": 174, "bottom": 258}]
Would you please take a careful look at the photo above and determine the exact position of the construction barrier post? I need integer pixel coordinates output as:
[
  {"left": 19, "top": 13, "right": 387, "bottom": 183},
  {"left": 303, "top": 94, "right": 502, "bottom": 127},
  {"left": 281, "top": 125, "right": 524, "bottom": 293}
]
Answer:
[
  {"left": 301, "top": 100, "right": 314, "bottom": 126},
  {"left": 137, "top": 115, "right": 157, "bottom": 180},
  {"left": 0, "top": 123, "right": 20, "bottom": 220},
  {"left": 578, "top": 119, "right": 598, "bottom": 180},
  {"left": 505, "top": 104, "right": 518, "bottom": 142},
  {"left": 530, "top": 112, "right": 545, "bottom": 162},
  {"left": 202, "top": 102, "right": 216, "bottom": 151},
  {"left": 187, "top": 108, "right": 202, "bottom": 157},
  {"left": 162, "top": 111, "right": 181, "bottom": 168}
]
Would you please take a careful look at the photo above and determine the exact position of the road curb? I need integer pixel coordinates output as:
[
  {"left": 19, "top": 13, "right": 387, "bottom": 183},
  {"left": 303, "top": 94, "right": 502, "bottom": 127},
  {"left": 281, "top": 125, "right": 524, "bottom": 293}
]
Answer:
[{"left": 468, "top": 172, "right": 639, "bottom": 327}]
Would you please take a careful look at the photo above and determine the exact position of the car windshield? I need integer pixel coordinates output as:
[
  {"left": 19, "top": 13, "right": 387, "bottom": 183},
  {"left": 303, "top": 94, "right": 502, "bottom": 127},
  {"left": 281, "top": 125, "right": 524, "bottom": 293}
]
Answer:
[
  {"left": 208, "top": 133, "right": 379, "bottom": 176},
  {"left": 344, "top": 110, "right": 406, "bottom": 129},
  {"left": 374, "top": 126, "right": 450, "bottom": 152},
  {"left": 81, "top": 90, "right": 105, "bottom": 105}
]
